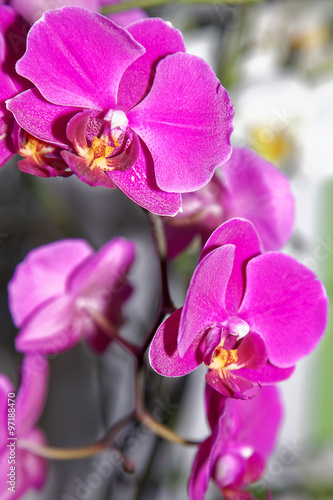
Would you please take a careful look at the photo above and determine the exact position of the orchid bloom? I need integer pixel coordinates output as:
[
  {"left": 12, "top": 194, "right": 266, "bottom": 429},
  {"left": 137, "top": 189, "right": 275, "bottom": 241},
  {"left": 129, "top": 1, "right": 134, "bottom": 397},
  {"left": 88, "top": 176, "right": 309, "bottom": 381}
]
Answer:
[
  {"left": 164, "top": 147, "right": 295, "bottom": 258},
  {"left": 7, "top": 7, "right": 234, "bottom": 216},
  {"left": 8, "top": 238, "right": 134, "bottom": 354},
  {"left": 189, "top": 384, "right": 283, "bottom": 500},
  {"left": 149, "top": 218, "right": 328, "bottom": 399},
  {"left": 0, "top": 355, "right": 49, "bottom": 500}
]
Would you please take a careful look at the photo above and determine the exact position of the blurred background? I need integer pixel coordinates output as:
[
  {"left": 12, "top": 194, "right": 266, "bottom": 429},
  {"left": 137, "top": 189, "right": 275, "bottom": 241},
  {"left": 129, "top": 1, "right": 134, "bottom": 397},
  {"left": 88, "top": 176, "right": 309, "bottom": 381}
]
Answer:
[{"left": 1, "top": 0, "right": 333, "bottom": 499}]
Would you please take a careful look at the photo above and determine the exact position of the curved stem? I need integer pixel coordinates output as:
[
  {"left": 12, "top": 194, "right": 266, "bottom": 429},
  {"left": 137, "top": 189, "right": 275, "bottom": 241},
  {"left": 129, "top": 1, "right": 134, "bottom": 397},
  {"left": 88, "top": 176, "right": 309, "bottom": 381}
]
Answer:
[
  {"left": 18, "top": 440, "right": 107, "bottom": 460},
  {"left": 138, "top": 411, "right": 199, "bottom": 446},
  {"left": 102, "top": 0, "right": 263, "bottom": 15}
]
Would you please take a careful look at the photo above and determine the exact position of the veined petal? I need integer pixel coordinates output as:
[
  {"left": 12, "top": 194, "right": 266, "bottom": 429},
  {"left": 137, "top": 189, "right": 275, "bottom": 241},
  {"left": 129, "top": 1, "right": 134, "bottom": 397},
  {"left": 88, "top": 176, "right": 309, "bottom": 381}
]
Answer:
[
  {"left": 110, "top": 137, "right": 181, "bottom": 216},
  {"left": 200, "top": 219, "right": 262, "bottom": 315},
  {"left": 178, "top": 245, "right": 235, "bottom": 357},
  {"left": 16, "top": 355, "right": 49, "bottom": 436},
  {"left": 16, "top": 7, "right": 145, "bottom": 110},
  {"left": 129, "top": 52, "right": 234, "bottom": 193},
  {"left": 117, "top": 18, "right": 185, "bottom": 111},
  {"left": 239, "top": 252, "right": 328, "bottom": 367},
  {"left": 149, "top": 308, "right": 204, "bottom": 376},
  {"left": 7, "top": 88, "right": 78, "bottom": 148},
  {"left": 15, "top": 295, "right": 80, "bottom": 354},
  {"left": 8, "top": 239, "right": 93, "bottom": 327},
  {"left": 222, "top": 148, "right": 295, "bottom": 251}
]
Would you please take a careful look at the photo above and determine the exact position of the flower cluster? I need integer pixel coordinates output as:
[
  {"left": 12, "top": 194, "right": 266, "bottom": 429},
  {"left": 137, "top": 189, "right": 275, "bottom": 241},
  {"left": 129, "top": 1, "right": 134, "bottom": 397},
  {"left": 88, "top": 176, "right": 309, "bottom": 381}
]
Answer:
[{"left": 0, "top": 3, "right": 329, "bottom": 500}]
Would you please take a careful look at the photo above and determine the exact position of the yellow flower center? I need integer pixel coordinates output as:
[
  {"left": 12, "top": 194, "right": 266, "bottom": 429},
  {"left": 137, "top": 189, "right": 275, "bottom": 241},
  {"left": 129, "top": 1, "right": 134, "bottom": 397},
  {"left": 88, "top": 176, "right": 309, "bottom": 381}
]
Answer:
[
  {"left": 209, "top": 345, "right": 238, "bottom": 371},
  {"left": 19, "top": 133, "right": 56, "bottom": 163}
]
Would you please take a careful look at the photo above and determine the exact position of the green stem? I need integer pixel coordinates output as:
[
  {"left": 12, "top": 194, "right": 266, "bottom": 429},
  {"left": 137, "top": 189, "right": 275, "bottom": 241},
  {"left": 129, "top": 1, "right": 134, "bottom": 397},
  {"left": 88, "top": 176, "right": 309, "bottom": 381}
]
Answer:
[{"left": 102, "top": 0, "right": 263, "bottom": 14}]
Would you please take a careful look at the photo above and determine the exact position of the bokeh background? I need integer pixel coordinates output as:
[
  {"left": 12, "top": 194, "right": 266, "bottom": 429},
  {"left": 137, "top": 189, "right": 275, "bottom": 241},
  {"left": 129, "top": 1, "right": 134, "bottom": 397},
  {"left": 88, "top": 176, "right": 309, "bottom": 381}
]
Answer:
[{"left": 1, "top": 0, "right": 333, "bottom": 499}]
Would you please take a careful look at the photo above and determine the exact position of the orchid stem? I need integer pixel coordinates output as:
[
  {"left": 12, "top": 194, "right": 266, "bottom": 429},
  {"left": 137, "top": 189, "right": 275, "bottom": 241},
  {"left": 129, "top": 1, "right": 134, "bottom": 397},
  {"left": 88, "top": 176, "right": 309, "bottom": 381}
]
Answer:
[
  {"left": 102, "top": 0, "right": 263, "bottom": 15},
  {"left": 18, "top": 440, "right": 107, "bottom": 460},
  {"left": 138, "top": 411, "right": 199, "bottom": 446}
]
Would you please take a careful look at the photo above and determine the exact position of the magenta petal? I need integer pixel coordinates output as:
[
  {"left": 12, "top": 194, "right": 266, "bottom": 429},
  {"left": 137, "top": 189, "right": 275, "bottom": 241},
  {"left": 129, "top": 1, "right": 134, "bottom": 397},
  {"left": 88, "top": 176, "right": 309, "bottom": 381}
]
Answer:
[
  {"left": 239, "top": 252, "right": 329, "bottom": 367},
  {"left": 109, "top": 138, "right": 181, "bottom": 216},
  {"left": 200, "top": 219, "right": 262, "bottom": 315},
  {"left": 230, "top": 385, "right": 283, "bottom": 459},
  {"left": 15, "top": 295, "right": 79, "bottom": 354},
  {"left": 62, "top": 150, "right": 116, "bottom": 188},
  {"left": 17, "top": 7, "right": 145, "bottom": 110},
  {"left": 237, "top": 331, "right": 268, "bottom": 370},
  {"left": 222, "top": 148, "right": 295, "bottom": 251},
  {"left": 178, "top": 245, "right": 235, "bottom": 356},
  {"left": 206, "top": 370, "right": 258, "bottom": 400},
  {"left": 67, "top": 237, "right": 134, "bottom": 297},
  {"left": 188, "top": 436, "right": 214, "bottom": 500},
  {"left": 129, "top": 52, "right": 234, "bottom": 193},
  {"left": 238, "top": 362, "right": 295, "bottom": 384},
  {"left": 0, "top": 111, "right": 15, "bottom": 167},
  {"left": 7, "top": 88, "right": 78, "bottom": 147},
  {"left": 8, "top": 239, "right": 92, "bottom": 327},
  {"left": 149, "top": 308, "right": 204, "bottom": 376},
  {"left": 118, "top": 18, "right": 185, "bottom": 111},
  {"left": 16, "top": 355, "right": 49, "bottom": 436}
]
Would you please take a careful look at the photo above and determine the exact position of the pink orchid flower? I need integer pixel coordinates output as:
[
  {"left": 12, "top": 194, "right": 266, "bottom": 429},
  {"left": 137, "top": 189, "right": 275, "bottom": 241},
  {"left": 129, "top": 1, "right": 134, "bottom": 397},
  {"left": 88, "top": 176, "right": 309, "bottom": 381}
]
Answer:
[
  {"left": 150, "top": 218, "right": 328, "bottom": 399},
  {"left": 7, "top": 7, "right": 234, "bottom": 215},
  {"left": 189, "top": 384, "right": 282, "bottom": 500},
  {"left": 8, "top": 238, "right": 134, "bottom": 354}
]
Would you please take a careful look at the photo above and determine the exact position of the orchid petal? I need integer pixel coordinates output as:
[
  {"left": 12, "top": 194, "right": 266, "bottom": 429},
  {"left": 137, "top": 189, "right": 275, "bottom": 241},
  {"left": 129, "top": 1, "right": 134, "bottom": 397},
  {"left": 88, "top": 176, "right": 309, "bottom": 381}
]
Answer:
[
  {"left": 239, "top": 252, "right": 329, "bottom": 367},
  {"left": 67, "top": 237, "right": 135, "bottom": 299},
  {"left": 118, "top": 18, "right": 185, "bottom": 111},
  {"left": 7, "top": 88, "right": 78, "bottom": 147},
  {"left": 149, "top": 308, "right": 204, "bottom": 376},
  {"left": 200, "top": 219, "right": 262, "bottom": 315},
  {"left": 8, "top": 239, "right": 92, "bottom": 327},
  {"left": 237, "top": 362, "right": 295, "bottom": 384},
  {"left": 205, "top": 370, "right": 258, "bottom": 400},
  {"left": 15, "top": 295, "right": 80, "bottom": 354},
  {"left": 230, "top": 385, "right": 283, "bottom": 459},
  {"left": 61, "top": 150, "right": 117, "bottom": 188},
  {"left": 222, "top": 148, "right": 295, "bottom": 251},
  {"left": 129, "top": 52, "right": 233, "bottom": 193},
  {"left": 178, "top": 245, "right": 235, "bottom": 356},
  {"left": 16, "top": 7, "right": 145, "bottom": 110},
  {"left": 110, "top": 138, "right": 181, "bottom": 216},
  {"left": 16, "top": 355, "right": 49, "bottom": 435},
  {"left": 188, "top": 436, "right": 214, "bottom": 500}
]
